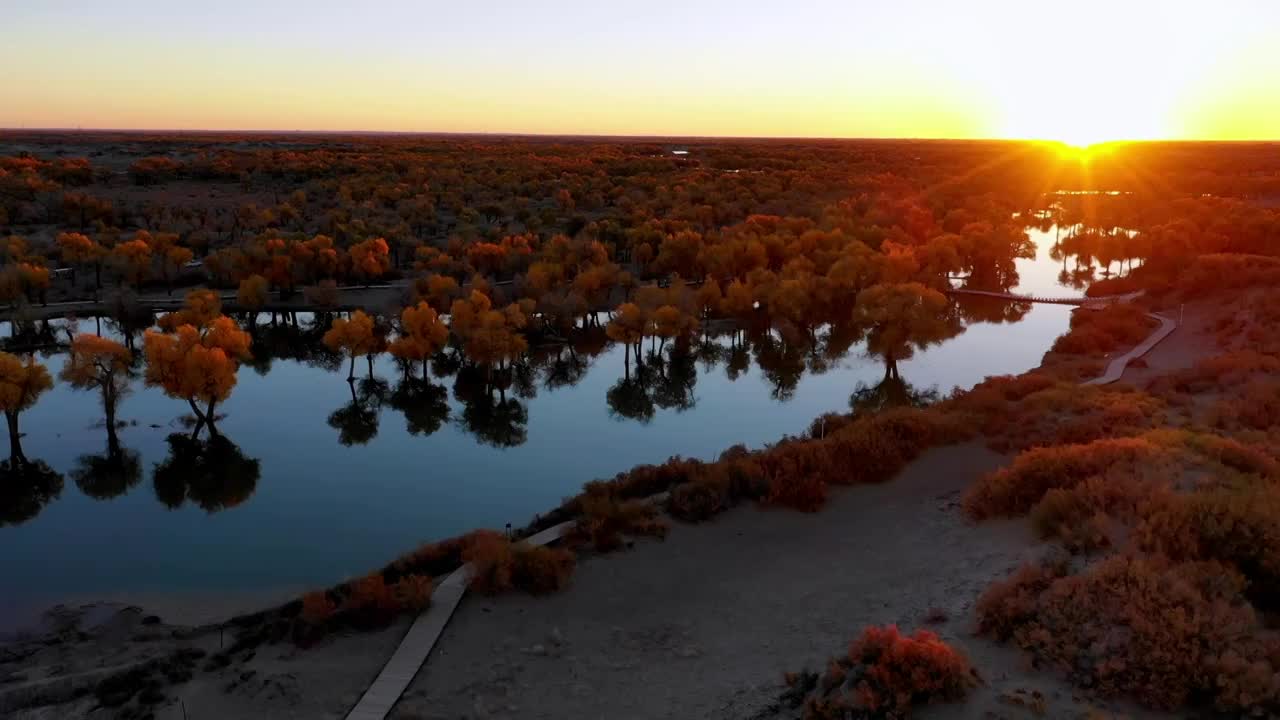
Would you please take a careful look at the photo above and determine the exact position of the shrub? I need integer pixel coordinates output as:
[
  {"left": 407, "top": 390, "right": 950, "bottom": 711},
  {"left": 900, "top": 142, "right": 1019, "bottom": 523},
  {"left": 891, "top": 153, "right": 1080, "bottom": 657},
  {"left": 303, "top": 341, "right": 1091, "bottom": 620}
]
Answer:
[
  {"left": 668, "top": 467, "right": 733, "bottom": 521},
  {"left": 976, "top": 554, "right": 1276, "bottom": 712},
  {"left": 783, "top": 625, "right": 978, "bottom": 719},
  {"left": 300, "top": 590, "right": 337, "bottom": 626},
  {"left": 570, "top": 494, "right": 669, "bottom": 551},
  {"left": 511, "top": 544, "right": 576, "bottom": 594},
  {"left": 463, "top": 530, "right": 516, "bottom": 594},
  {"left": 342, "top": 574, "right": 400, "bottom": 628},
  {"left": 963, "top": 436, "right": 1172, "bottom": 520},
  {"left": 392, "top": 574, "right": 434, "bottom": 612},
  {"left": 1137, "top": 486, "right": 1280, "bottom": 609},
  {"left": 1051, "top": 303, "right": 1154, "bottom": 355},
  {"left": 462, "top": 530, "right": 576, "bottom": 595}
]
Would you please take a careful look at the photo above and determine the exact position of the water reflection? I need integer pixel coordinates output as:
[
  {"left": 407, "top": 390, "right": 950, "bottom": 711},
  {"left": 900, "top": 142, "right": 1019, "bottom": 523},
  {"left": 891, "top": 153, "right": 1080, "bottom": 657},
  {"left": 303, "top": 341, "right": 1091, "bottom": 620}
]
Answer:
[
  {"left": 1, "top": 227, "right": 1093, "bottom": 607},
  {"left": 71, "top": 431, "right": 141, "bottom": 500},
  {"left": 153, "top": 432, "right": 260, "bottom": 513},
  {"left": 0, "top": 459, "right": 63, "bottom": 527}
]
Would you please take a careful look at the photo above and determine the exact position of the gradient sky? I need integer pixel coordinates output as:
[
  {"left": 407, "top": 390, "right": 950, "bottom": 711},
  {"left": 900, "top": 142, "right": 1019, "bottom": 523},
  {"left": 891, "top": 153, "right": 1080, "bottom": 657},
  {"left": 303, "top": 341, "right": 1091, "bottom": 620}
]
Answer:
[{"left": 5, "top": 1, "right": 1279, "bottom": 141}]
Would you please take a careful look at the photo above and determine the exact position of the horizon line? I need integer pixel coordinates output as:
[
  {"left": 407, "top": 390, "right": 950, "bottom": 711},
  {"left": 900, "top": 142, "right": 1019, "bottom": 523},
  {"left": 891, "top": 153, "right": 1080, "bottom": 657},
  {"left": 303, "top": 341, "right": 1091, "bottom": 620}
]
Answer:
[{"left": 2, "top": 127, "right": 1279, "bottom": 145}]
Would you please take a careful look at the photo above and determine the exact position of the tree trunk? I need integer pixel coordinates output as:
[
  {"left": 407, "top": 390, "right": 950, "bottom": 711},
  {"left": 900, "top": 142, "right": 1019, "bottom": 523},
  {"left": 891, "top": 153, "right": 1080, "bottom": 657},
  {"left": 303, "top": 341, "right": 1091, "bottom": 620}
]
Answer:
[
  {"left": 367, "top": 354, "right": 374, "bottom": 379},
  {"left": 348, "top": 354, "right": 356, "bottom": 381},
  {"left": 5, "top": 411, "right": 25, "bottom": 465}
]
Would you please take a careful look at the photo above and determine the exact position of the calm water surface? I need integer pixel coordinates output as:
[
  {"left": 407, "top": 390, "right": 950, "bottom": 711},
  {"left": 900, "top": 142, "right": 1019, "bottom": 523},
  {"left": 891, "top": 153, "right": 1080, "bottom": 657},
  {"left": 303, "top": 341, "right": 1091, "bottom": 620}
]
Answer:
[{"left": 0, "top": 231, "right": 1080, "bottom": 616}]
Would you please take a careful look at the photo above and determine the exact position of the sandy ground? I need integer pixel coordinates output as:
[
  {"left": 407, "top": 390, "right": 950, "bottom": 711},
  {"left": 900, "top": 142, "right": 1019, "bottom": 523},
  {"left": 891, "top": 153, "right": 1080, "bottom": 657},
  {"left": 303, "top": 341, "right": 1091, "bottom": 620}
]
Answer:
[
  {"left": 390, "top": 444, "right": 1162, "bottom": 720},
  {"left": 3, "top": 605, "right": 407, "bottom": 720},
  {"left": 1121, "top": 303, "right": 1218, "bottom": 385}
]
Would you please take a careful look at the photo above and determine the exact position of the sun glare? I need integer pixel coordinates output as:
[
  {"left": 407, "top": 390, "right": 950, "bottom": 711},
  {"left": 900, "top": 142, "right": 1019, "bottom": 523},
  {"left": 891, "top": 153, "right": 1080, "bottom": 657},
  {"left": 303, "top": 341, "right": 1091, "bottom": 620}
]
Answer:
[{"left": 965, "top": 2, "right": 1242, "bottom": 146}]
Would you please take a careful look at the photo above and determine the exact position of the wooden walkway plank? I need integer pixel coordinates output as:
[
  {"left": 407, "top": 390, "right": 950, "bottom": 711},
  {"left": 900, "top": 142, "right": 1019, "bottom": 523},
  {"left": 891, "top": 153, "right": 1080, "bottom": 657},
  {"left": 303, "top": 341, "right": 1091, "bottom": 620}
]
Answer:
[
  {"left": 1082, "top": 312, "right": 1177, "bottom": 386},
  {"left": 343, "top": 520, "right": 575, "bottom": 720}
]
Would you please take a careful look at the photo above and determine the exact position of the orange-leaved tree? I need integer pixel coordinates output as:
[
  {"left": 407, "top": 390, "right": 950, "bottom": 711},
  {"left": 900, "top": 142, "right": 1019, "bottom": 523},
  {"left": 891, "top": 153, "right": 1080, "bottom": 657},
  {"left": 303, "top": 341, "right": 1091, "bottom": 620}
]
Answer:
[
  {"left": 111, "top": 237, "right": 153, "bottom": 288},
  {"left": 388, "top": 302, "right": 449, "bottom": 380},
  {"left": 349, "top": 238, "right": 391, "bottom": 286},
  {"left": 56, "top": 231, "right": 105, "bottom": 290},
  {"left": 324, "top": 309, "right": 384, "bottom": 380},
  {"left": 60, "top": 335, "right": 133, "bottom": 435},
  {"left": 0, "top": 352, "right": 53, "bottom": 464},
  {"left": 157, "top": 288, "right": 224, "bottom": 331},
  {"left": 449, "top": 291, "right": 529, "bottom": 380},
  {"left": 853, "top": 282, "right": 957, "bottom": 381},
  {"left": 607, "top": 302, "right": 647, "bottom": 373},
  {"left": 143, "top": 316, "right": 252, "bottom": 435}
]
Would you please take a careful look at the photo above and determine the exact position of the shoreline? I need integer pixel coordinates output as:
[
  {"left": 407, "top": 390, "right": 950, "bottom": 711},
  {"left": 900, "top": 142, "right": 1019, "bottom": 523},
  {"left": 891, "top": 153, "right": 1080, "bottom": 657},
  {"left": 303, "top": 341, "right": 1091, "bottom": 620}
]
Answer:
[{"left": 6, "top": 297, "right": 1177, "bottom": 638}]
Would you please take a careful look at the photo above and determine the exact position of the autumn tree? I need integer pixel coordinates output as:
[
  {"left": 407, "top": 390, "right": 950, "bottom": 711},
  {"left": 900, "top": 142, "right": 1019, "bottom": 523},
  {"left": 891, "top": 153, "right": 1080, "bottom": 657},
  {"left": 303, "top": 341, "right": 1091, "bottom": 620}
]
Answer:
[
  {"left": 143, "top": 316, "right": 252, "bottom": 434},
  {"left": 60, "top": 336, "right": 140, "bottom": 497},
  {"left": 162, "top": 245, "right": 194, "bottom": 295},
  {"left": 56, "top": 231, "right": 105, "bottom": 290},
  {"left": 449, "top": 291, "right": 529, "bottom": 381},
  {"left": 853, "top": 282, "right": 959, "bottom": 380},
  {"left": 0, "top": 353, "right": 53, "bottom": 465},
  {"left": 388, "top": 302, "right": 449, "bottom": 380},
  {"left": 237, "top": 274, "right": 269, "bottom": 327},
  {"left": 157, "top": 288, "right": 223, "bottom": 331},
  {"left": 607, "top": 302, "right": 647, "bottom": 375},
  {"left": 349, "top": 237, "right": 391, "bottom": 286},
  {"left": 650, "top": 305, "right": 698, "bottom": 353},
  {"left": 111, "top": 237, "right": 152, "bottom": 288},
  {"left": 324, "top": 309, "right": 383, "bottom": 380}
]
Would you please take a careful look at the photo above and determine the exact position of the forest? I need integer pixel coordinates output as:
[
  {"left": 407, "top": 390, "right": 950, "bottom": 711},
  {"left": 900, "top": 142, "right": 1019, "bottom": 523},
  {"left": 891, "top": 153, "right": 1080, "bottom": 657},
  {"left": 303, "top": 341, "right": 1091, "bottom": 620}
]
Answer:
[{"left": 6, "top": 132, "right": 1280, "bottom": 718}]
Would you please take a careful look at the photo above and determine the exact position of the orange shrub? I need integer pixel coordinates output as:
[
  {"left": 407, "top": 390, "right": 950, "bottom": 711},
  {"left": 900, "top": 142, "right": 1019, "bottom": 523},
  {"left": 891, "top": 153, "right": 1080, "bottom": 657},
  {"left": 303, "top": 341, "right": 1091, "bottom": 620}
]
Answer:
[
  {"left": 1051, "top": 303, "right": 1154, "bottom": 356},
  {"left": 963, "top": 436, "right": 1172, "bottom": 520},
  {"left": 392, "top": 574, "right": 434, "bottom": 612},
  {"left": 511, "top": 544, "right": 576, "bottom": 594},
  {"left": 462, "top": 530, "right": 516, "bottom": 594},
  {"left": 1137, "top": 486, "right": 1280, "bottom": 608},
  {"left": 462, "top": 530, "right": 576, "bottom": 595},
  {"left": 783, "top": 625, "right": 977, "bottom": 719},
  {"left": 342, "top": 574, "right": 400, "bottom": 628},
  {"left": 976, "top": 554, "right": 1276, "bottom": 712},
  {"left": 570, "top": 494, "right": 669, "bottom": 551},
  {"left": 300, "top": 590, "right": 337, "bottom": 626}
]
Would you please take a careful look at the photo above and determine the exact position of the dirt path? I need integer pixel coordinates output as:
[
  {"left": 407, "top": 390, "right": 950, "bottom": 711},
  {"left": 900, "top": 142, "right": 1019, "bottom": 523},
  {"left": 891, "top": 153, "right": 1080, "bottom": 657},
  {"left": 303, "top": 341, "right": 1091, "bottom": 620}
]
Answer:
[{"left": 388, "top": 445, "right": 1157, "bottom": 720}]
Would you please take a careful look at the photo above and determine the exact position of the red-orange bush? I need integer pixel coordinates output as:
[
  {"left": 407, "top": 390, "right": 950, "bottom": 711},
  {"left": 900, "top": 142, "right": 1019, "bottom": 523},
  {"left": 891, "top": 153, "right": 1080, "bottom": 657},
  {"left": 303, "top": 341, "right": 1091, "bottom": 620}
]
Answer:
[
  {"left": 784, "top": 625, "right": 978, "bottom": 719},
  {"left": 511, "top": 544, "right": 576, "bottom": 594},
  {"left": 1051, "top": 304, "right": 1154, "bottom": 355},
  {"left": 976, "top": 554, "right": 1277, "bottom": 712},
  {"left": 463, "top": 530, "right": 577, "bottom": 594},
  {"left": 300, "top": 590, "right": 337, "bottom": 626},
  {"left": 964, "top": 436, "right": 1172, "bottom": 520},
  {"left": 569, "top": 494, "right": 669, "bottom": 551}
]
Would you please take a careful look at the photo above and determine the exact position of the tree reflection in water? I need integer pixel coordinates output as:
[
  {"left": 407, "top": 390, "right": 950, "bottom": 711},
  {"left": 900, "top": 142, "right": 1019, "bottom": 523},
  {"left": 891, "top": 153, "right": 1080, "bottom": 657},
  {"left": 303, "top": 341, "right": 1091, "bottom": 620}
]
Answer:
[
  {"left": 388, "top": 377, "right": 450, "bottom": 437},
  {"left": 72, "top": 426, "right": 141, "bottom": 501},
  {"left": 453, "top": 365, "right": 528, "bottom": 448},
  {"left": 0, "top": 458, "right": 64, "bottom": 527},
  {"left": 153, "top": 429, "right": 260, "bottom": 513},
  {"left": 328, "top": 378, "right": 383, "bottom": 446}
]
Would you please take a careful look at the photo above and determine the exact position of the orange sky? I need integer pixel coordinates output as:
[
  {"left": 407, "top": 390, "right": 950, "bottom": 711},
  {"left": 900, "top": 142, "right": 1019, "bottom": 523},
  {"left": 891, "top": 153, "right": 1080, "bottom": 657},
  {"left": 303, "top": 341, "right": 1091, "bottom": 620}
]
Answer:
[{"left": 5, "top": 1, "right": 1279, "bottom": 142}]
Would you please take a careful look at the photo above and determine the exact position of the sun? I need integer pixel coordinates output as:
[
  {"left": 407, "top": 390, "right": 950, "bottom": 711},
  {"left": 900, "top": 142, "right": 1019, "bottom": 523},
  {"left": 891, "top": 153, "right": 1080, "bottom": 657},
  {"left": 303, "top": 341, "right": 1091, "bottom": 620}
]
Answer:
[{"left": 957, "top": 2, "right": 1242, "bottom": 146}]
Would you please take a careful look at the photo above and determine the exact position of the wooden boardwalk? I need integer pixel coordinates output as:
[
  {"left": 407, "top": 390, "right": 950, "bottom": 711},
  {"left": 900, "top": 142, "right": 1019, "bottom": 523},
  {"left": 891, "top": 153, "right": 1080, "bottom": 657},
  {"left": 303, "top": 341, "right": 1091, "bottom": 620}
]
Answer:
[
  {"left": 1082, "top": 312, "right": 1177, "bottom": 386},
  {"left": 946, "top": 288, "right": 1142, "bottom": 307},
  {"left": 343, "top": 520, "right": 575, "bottom": 720}
]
